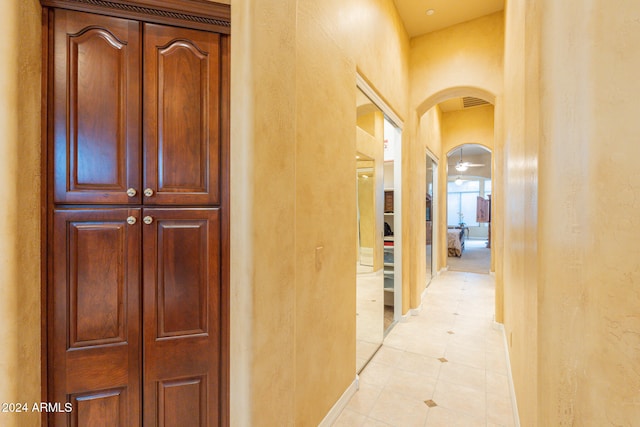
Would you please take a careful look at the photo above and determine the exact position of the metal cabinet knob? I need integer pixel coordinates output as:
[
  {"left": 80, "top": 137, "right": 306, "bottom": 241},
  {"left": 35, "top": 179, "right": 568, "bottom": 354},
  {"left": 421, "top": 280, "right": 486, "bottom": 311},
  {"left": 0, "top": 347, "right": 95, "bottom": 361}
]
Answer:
[
  {"left": 126, "top": 216, "right": 137, "bottom": 225},
  {"left": 143, "top": 216, "right": 153, "bottom": 225},
  {"left": 126, "top": 188, "right": 137, "bottom": 197},
  {"left": 144, "top": 188, "right": 154, "bottom": 197}
]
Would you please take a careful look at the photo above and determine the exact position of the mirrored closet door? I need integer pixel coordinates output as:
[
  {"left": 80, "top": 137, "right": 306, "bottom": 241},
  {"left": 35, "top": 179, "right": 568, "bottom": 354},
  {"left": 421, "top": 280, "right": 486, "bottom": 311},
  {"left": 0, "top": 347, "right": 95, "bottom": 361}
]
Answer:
[
  {"left": 355, "top": 88, "right": 384, "bottom": 372},
  {"left": 355, "top": 82, "right": 402, "bottom": 373}
]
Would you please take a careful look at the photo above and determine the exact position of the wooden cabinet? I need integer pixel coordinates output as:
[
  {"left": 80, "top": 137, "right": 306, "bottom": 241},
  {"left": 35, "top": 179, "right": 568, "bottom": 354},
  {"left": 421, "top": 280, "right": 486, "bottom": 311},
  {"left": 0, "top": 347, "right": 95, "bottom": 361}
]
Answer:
[
  {"left": 43, "top": 2, "right": 229, "bottom": 426},
  {"left": 142, "top": 208, "right": 221, "bottom": 426},
  {"left": 143, "top": 24, "right": 221, "bottom": 206},
  {"left": 51, "top": 208, "right": 142, "bottom": 426},
  {"left": 52, "top": 10, "right": 141, "bottom": 205},
  {"left": 52, "top": 12, "right": 222, "bottom": 206}
]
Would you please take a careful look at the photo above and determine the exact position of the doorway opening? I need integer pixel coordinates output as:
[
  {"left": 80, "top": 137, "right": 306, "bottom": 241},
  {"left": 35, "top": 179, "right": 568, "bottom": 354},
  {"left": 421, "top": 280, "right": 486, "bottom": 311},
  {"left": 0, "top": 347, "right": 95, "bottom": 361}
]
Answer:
[{"left": 446, "top": 144, "right": 492, "bottom": 273}]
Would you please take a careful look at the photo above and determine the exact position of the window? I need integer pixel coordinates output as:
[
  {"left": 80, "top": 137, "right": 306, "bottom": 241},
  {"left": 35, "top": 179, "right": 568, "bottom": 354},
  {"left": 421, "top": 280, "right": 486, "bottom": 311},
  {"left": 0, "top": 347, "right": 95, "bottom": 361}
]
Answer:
[{"left": 447, "top": 179, "right": 491, "bottom": 227}]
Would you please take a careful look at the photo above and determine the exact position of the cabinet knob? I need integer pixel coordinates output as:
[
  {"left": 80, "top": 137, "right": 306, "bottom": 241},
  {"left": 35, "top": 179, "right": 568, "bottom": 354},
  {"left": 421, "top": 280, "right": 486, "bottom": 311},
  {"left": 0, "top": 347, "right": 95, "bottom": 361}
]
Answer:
[
  {"left": 126, "top": 216, "right": 137, "bottom": 225},
  {"left": 126, "top": 188, "right": 137, "bottom": 197},
  {"left": 143, "top": 216, "right": 153, "bottom": 225},
  {"left": 144, "top": 188, "right": 154, "bottom": 197}
]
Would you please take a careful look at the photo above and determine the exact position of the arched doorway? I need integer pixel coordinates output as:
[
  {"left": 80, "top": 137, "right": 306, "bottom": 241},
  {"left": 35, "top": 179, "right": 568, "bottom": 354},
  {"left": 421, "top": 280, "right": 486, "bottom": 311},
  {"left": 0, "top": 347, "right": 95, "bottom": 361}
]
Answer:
[
  {"left": 446, "top": 144, "right": 492, "bottom": 273},
  {"left": 416, "top": 88, "right": 497, "bottom": 275}
]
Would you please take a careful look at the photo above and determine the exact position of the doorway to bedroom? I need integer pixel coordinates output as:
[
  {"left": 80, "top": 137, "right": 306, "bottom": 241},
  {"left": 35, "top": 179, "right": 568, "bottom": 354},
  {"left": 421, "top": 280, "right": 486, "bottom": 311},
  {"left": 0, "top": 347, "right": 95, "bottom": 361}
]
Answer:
[{"left": 446, "top": 144, "right": 492, "bottom": 274}]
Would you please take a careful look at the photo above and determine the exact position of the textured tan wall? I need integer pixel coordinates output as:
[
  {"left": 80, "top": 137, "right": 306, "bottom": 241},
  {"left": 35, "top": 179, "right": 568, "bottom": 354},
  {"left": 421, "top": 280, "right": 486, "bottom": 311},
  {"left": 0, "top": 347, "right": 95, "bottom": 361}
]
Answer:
[
  {"left": 502, "top": 0, "right": 540, "bottom": 423},
  {"left": 0, "top": 1, "right": 42, "bottom": 427},
  {"left": 441, "top": 105, "right": 495, "bottom": 155},
  {"left": 230, "top": 0, "right": 409, "bottom": 425},
  {"left": 535, "top": 0, "right": 640, "bottom": 424},
  {"left": 410, "top": 12, "right": 504, "bottom": 116},
  {"left": 504, "top": 0, "right": 640, "bottom": 424}
]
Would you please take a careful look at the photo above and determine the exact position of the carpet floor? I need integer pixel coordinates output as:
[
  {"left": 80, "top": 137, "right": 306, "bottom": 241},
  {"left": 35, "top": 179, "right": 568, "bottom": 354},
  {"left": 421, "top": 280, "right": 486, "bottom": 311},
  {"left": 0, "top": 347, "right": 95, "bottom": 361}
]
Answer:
[{"left": 447, "top": 238, "right": 491, "bottom": 274}]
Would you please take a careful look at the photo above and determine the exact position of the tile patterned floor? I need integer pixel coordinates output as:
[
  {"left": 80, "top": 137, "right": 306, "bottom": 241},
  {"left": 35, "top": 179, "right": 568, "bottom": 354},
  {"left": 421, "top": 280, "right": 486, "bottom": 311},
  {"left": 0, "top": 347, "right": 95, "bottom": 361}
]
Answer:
[{"left": 334, "top": 271, "right": 517, "bottom": 427}]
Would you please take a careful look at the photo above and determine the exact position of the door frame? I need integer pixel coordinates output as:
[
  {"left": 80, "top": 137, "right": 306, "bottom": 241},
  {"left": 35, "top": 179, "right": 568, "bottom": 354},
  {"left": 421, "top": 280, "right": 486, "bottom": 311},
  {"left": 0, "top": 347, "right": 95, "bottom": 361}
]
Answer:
[{"left": 426, "top": 148, "right": 438, "bottom": 286}]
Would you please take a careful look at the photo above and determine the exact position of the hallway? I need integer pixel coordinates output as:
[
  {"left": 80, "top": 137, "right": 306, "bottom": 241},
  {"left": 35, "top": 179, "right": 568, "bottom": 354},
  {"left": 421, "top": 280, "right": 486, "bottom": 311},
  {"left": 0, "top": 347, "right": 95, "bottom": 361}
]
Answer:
[{"left": 336, "top": 271, "right": 516, "bottom": 426}]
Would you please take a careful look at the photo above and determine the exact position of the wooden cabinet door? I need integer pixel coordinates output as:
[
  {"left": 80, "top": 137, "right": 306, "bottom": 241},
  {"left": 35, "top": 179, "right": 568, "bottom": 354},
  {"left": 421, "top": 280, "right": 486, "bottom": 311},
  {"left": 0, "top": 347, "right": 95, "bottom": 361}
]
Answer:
[
  {"left": 141, "top": 208, "right": 222, "bottom": 426},
  {"left": 142, "top": 24, "right": 221, "bottom": 206},
  {"left": 51, "top": 209, "right": 142, "bottom": 426},
  {"left": 53, "top": 10, "right": 141, "bottom": 204}
]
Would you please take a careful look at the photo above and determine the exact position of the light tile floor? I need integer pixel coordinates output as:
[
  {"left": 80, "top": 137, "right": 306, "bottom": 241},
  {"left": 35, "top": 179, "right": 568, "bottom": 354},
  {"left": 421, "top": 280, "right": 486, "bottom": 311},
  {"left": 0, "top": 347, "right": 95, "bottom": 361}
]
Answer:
[{"left": 334, "top": 271, "right": 517, "bottom": 427}]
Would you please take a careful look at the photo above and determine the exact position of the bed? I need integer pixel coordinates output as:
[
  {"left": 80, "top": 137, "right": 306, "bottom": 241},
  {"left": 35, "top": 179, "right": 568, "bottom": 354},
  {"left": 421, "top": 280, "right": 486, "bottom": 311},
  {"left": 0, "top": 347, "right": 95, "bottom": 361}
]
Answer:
[{"left": 447, "top": 228, "right": 465, "bottom": 257}]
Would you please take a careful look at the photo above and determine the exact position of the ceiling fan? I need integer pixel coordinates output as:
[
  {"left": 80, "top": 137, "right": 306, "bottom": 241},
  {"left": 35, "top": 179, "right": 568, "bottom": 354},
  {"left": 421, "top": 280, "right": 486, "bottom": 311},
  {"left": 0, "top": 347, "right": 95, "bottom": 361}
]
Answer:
[{"left": 454, "top": 148, "right": 484, "bottom": 172}]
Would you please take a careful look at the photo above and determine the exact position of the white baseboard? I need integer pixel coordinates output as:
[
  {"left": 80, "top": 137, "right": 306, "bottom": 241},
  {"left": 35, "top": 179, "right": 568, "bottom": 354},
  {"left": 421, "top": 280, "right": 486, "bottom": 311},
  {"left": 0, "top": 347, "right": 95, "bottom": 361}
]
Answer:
[
  {"left": 494, "top": 321, "right": 521, "bottom": 427},
  {"left": 318, "top": 375, "right": 359, "bottom": 427},
  {"left": 407, "top": 304, "right": 422, "bottom": 317},
  {"left": 407, "top": 285, "right": 430, "bottom": 317}
]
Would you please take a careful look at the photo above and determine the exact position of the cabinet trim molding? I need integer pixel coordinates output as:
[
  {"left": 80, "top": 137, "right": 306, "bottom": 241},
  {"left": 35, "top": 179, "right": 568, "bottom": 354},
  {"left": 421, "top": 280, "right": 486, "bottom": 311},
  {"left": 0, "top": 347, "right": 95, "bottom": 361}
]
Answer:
[{"left": 40, "top": 0, "right": 230, "bottom": 33}]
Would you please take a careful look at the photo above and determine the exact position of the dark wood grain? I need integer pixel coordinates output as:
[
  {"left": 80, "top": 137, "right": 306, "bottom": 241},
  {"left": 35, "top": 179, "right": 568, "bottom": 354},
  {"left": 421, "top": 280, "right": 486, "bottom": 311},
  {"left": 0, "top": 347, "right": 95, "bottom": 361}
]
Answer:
[
  {"left": 51, "top": 209, "right": 141, "bottom": 426},
  {"left": 53, "top": 10, "right": 141, "bottom": 204},
  {"left": 142, "top": 208, "right": 221, "bottom": 426},
  {"left": 218, "top": 32, "right": 230, "bottom": 427},
  {"left": 73, "top": 388, "right": 126, "bottom": 427},
  {"left": 143, "top": 24, "right": 220, "bottom": 206},
  {"left": 40, "top": 0, "right": 230, "bottom": 34}
]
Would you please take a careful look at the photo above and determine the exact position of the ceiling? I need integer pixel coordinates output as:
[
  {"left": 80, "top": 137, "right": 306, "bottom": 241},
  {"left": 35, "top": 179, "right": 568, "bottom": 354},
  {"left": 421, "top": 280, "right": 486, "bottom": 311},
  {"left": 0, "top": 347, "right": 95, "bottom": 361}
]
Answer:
[
  {"left": 393, "top": 0, "right": 505, "bottom": 38},
  {"left": 447, "top": 145, "right": 492, "bottom": 178}
]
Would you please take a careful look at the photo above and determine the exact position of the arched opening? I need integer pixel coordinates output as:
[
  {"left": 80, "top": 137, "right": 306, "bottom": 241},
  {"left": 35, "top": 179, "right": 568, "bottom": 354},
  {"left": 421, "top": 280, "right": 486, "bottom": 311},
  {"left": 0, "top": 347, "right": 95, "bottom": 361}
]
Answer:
[
  {"left": 416, "top": 86, "right": 497, "bottom": 273},
  {"left": 446, "top": 144, "right": 492, "bottom": 273}
]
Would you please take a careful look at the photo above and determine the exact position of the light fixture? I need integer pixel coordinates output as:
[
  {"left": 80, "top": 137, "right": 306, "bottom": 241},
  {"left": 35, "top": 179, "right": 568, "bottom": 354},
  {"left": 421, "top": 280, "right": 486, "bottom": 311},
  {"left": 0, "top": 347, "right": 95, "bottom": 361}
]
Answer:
[
  {"left": 426, "top": 9, "right": 435, "bottom": 15},
  {"left": 455, "top": 163, "right": 468, "bottom": 172},
  {"left": 455, "top": 177, "right": 463, "bottom": 186},
  {"left": 455, "top": 148, "right": 469, "bottom": 171}
]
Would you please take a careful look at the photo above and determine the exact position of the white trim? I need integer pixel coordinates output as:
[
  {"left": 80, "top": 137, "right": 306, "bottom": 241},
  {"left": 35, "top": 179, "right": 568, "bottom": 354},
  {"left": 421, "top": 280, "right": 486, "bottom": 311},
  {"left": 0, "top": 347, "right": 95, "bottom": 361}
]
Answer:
[
  {"left": 318, "top": 376, "right": 359, "bottom": 427},
  {"left": 391, "top": 125, "right": 403, "bottom": 324},
  {"left": 426, "top": 151, "right": 438, "bottom": 283},
  {"left": 408, "top": 285, "right": 431, "bottom": 317},
  {"left": 356, "top": 74, "right": 403, "bottom": 129},
  {"left": 493, "top": 322, "right": 521, "bottom": 427}
]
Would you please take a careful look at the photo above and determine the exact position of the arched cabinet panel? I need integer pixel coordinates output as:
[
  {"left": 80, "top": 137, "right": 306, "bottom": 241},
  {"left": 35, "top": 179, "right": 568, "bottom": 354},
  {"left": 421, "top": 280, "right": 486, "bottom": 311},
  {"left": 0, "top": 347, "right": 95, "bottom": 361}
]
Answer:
[
  {"left": 53, "top": 10, "right": 141, "bottom": 204},
  {"left": 143, "top": 25, "right": 221, "bottom": 206}
]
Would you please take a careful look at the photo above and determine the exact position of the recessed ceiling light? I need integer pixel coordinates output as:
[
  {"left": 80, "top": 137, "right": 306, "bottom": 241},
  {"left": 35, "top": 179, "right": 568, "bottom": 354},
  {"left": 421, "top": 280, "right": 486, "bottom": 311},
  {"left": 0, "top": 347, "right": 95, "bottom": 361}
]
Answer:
[{"left": 426, "top": 9, "right": 435, "bottom": 16}]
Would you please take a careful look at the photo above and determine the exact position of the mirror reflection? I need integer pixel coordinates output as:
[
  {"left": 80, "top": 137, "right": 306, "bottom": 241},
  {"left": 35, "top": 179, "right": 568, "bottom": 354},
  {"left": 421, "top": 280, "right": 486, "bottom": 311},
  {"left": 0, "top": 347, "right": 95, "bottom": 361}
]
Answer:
[
  {"left": 355, "top": 88, "right": 384, "bottom": 372},
  {"left": 426, "top": 157, "right": 436, "bottom": 286}
]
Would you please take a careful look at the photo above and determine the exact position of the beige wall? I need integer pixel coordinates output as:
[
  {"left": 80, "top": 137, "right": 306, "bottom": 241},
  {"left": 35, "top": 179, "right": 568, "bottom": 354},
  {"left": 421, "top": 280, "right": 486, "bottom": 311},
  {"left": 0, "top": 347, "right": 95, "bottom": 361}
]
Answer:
[
  {"left": 0, "top": 1, "right": 42, "bottom": 427},
  {"left": 441, "top": 105, "right": 495, "bottom": 155},
  {"left": 501, "top": 1, "right": 540, "bottom": 423},
  {"left": 410, "top": 12, "right": 504, "bottom": 116},
  {"left": 536, "top": 0, "right": 640, "bottom": 424},
  {"left": 504, "top": 0, "right": 640, "bottom": 424},
  {"left": 231, "top": 0, "right": 408, "bottom": 424}
]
